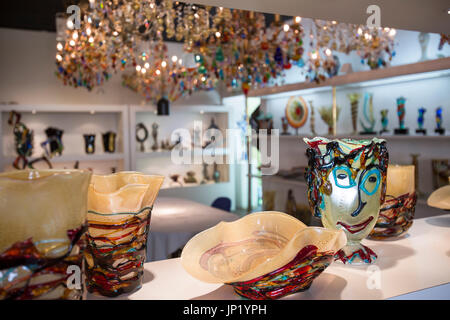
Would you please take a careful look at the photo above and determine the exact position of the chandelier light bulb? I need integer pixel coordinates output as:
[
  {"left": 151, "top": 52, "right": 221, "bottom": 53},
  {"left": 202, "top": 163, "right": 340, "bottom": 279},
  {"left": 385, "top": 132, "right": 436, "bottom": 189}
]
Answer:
[
  {"left": 311, "top": 52, "right": 318, "bottom": 60},
  {"left": 141, "top": 68, "right": 147, "bottom": 74},
  {"left": 66, "top": 19, "right": 74, "bottom": 30},
  {"left": 161, "top": 61, "right": 167, "bottom": 68},
  {"left": 136, "top": 65, "right": 141, "bottom": 72},
  {"left": 88, "top": 36, "right": 94, "bottom": 43},
  {"left": 69, "top": 40, "right": 76, "bottom": 46},
  {"left": 86, "top": 27, "right": 91, "bottom": 36},
  {"left": 215, "top": 31, "right": 221, "bottom": 38},
  {"left": 56, "top": 42, "right": 63, "bottom": 51},
  {"left": 295, "top": 16, "right": 301, "bottom": 24},
  {"left": 357, "top": 27, "right": 363, "bottom": 35},
  {"left": 325, "top": 48, "right": 332, "bottom": 56},
  {"left": 156, "top": 69, "right": 161, "bottom": 75},
  {"left": 56, "top": 54, "right": 62, "bottom": 62},
  {"left": 389, "top": 28, "right": 396, "bottom": 37},
  {"left": 283, "top": 24, "right": 290, "bottom": 32},
  {"left": 72, "top": 31, "right": 78, "bottom": 40},
  {"left": 171, "top": 55, "right": 178, "bottom": 63},
  {"left": 144, "top": 62, "right": 150, "bottom": 69}
]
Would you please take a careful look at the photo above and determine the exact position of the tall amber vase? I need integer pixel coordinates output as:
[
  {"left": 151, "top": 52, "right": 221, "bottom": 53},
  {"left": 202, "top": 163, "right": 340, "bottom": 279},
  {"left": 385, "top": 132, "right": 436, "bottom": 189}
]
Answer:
[{"left": 85, "top": 172, "right": 164, "bottom": 297}]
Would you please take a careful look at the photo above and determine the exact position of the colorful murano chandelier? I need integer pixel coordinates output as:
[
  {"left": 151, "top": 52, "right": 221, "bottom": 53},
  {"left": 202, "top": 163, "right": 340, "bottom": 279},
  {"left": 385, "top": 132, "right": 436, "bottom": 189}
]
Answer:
[
  {"left": 121, "top": 39, "right": 217, "bottom": 103},
  {"left": 185, "top": 9, "right": 305, "bottom": 94},
  {"left": 306, "top": 19, "right": 396, "bottom": 82},
  {"left": 55, "top": 1, "right": 398, "bottom": 96}
]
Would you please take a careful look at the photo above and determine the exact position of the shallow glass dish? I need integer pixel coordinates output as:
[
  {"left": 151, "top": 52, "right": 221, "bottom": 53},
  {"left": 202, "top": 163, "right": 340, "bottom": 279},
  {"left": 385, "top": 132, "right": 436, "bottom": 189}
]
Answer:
[{"left": 181, "top": 211, "right": 346, "bottom": 300}]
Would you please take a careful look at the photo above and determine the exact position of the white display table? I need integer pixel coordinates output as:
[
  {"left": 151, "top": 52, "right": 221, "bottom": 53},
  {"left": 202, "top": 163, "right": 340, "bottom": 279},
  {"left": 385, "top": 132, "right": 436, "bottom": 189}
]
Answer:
[
  {"left": 147, "top": 197, "right": 239, "bottom": 261},
  {"left": 91, "top": 214, "right": 450, "bottom": 300}
]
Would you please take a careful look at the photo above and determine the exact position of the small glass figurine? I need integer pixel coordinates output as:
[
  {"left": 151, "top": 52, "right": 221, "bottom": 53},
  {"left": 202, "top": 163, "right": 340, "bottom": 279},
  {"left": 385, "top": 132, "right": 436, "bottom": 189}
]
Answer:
[
  {"left": 380, "top": 109, "right": 389, "bottom": 134},
  {"left": 281, "top": 117, "right": 290, "bottom": 135},
  {"left": 136, "top": 123, "right": 149, "bottom": 152},
  {"left": 416, "top": 107, "right": 427, "bottom": 135},
  {"left": 394, "top": 96, "right": 409, "bottom": 135},
  {"left": 83, "top": 134, "right": 96, "bottom": 154},
  {"left": 151, "top": 122, "right": 159, "bottom": 151},
  {"left": 102, "top": 131, "right": 116, "bottom": 153},
  {"left": 359, "top": 93, "right": 376, "bottom": 135},
  {"left": 41, "top": 127, "right": 64, "bottom": 157},
  {"left": 347, "top": 93, "right": 361, "bottom": 134},
  {"left": 435, "top": 107, "right": 445, "bottom": 135}
]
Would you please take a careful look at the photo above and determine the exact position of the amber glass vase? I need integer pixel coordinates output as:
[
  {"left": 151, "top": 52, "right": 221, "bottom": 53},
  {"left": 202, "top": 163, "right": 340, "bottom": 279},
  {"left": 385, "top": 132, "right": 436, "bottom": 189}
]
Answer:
[
  {"left": 0, "top": 170, "right": 91, "bottom": 300},
  {"left": 85, "top": 172, "right": 164, "bottom": 297}
]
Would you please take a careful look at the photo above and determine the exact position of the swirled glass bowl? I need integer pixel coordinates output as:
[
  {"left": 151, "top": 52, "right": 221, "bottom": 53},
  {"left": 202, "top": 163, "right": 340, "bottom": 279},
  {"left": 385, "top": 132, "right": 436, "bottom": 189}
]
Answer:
[{"left": 181, "top": 211, "right": 346, "bottom": 300}]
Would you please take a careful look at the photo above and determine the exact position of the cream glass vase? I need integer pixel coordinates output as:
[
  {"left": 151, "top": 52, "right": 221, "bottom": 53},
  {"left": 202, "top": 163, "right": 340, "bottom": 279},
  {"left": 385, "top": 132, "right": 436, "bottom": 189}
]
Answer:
[
  {"left": 85, "top": 172, "right": 164, "bottom": 297},
  {"left": 304, "top": 137, "right": 389, "bottom": 264},
  {"left": 0, "top": 169, "right": 91, "bottom": 300}
]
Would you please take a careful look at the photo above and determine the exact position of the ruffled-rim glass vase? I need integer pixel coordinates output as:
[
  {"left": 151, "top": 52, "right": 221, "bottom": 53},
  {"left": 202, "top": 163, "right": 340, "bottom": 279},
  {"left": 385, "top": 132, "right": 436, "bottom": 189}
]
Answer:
[{"left": 85, "top": 171, "right": 164, "bottom": 297}]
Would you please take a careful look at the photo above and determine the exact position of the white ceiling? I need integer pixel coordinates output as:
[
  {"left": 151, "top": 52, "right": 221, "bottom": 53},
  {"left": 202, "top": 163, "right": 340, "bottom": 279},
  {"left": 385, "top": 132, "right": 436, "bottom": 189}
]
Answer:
[{"left": 185, "top": 0, "right": 450, "bottom": 34}]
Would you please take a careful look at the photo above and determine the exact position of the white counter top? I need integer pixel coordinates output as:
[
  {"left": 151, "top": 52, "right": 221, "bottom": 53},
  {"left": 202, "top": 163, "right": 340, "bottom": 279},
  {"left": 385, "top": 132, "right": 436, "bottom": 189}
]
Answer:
[{"left": 90, "top": 214, "right": 450, "bottom": 300}]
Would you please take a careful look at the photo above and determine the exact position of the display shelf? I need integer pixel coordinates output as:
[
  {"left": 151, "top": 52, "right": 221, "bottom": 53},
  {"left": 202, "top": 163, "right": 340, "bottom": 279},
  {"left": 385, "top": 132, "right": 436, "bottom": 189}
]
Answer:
[
  {"left": 248, "top": 57, "right": 450, "bottom": 98},
  {"left": 136, "top": 148, "right": 228, "bottom": 159},
  {"left": 275, "top": 134, "right": 450, "bottom": 140},
  {"left": 0, "top": 104, "right": 130, "bottom": 172},
  {"left": 3, "top": 153, "right": 125, "bottom": 163},
  {"left": 93, "top": 214, "right": 450, "bottom": 300},
  {"left": 161, "top": 181, "right": 228, "bottom": 190},
  {"left": 129, "top": 104, "right": 236, "bottom": 209}
]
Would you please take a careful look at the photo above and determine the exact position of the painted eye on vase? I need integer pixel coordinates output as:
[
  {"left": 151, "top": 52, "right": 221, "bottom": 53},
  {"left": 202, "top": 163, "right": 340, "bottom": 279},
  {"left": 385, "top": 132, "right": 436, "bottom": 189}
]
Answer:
[
  {"left": 360, "top": 168, "right": 381, "bottom": 195},
  {"left": 333, "top": 166, "right": 355, "bottom": 188}
]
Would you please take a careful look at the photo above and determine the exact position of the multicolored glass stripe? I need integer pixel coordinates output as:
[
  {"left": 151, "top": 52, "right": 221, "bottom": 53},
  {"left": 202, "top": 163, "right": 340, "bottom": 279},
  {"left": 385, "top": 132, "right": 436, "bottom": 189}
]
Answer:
[
  {"left": 84, "top": 206, "right": 152, "bottom": 297},
  {"left": 227, "top": 245, "right": 334, "bottom": 300},
  {"left": 0, "top": 225, "right": 86, "bottom": 300},
  {"left": 369, "top": 192, "right": 416, "bottom": 239}
]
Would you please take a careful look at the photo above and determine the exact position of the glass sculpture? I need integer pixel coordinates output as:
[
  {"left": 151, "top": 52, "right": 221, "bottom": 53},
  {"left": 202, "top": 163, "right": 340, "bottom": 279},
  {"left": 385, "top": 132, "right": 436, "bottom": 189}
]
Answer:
[
  {"left": 435, "top": 107, "right": 445, "bottom": 135},
  {"left": 85, "top": 172, "right": 164, "bottom": 297},
  {"left": 347, "top": 93, "right": 361, "bottom": 134},
  {"left": 304, "top": 137, "right": 388, "bottom": 264},
  {"left": 394, "top": 97, "right": 409, "bottom": 135},
  {"left": 102, "top": 131, "right": 116, "bottom": 153},
  {"left": 181, "top": 211, "right": 346, "bottom": 300},
  {"left": 369, "top": 165, "right": 416, "bottom": 239},
  {"left": 83, "top": 134, "right": 96, "bottom": 154},
  {"left": 0, "top": 170, "right": 92, "bottom": 299},
  {"left": 380, "top": 109, "right": 389, "bottom": 134},
  {"left": 416, "top": 107, "right": 427, "bottom": 135},
  {"left": 359, "top": 93, "right": 376, "bottom": 135}
]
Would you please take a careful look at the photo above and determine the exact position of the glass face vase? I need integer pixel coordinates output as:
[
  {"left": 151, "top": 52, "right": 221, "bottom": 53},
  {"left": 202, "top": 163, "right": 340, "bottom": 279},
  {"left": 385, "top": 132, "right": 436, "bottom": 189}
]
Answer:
[
  {"left": 0, "top": 169, "right": 92, "bottom": 300},
  {"left": 85, "top": 172, "right": 164, "bottom": 297},
  {"left": 369, "top": 165, "right": 416, "bottom": 240},
  {"left": 304, "top": 137, "right": 389, "bottom": 264}
]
